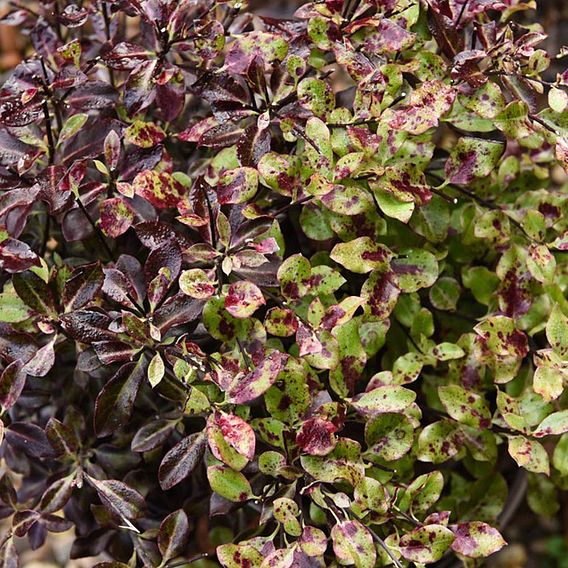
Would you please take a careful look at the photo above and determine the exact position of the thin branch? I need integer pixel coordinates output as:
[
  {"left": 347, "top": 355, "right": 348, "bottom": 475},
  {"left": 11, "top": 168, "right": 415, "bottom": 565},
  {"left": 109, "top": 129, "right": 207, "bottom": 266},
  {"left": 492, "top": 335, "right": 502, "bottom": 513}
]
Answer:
[{"left": 75, "top": 197, "right": 116, "bottom": 261}]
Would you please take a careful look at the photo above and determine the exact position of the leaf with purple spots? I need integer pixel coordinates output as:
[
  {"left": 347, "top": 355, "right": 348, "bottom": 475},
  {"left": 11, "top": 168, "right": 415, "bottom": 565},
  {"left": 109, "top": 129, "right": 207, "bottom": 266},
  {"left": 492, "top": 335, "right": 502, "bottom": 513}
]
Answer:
[
  {"left": 224, "top": 281, "right": 265, "bottom": 318},
  {"left": 132, "top": 170, "right": 186, "bottom": 210},
  {"left": 331, "top": 520, "right": 376, "bottom": 568},
  {"left": 450, "top": 522, "right": 506, "bottom": 559},
  {"left": 399, "top": 524, "right": 455, "bottom": 563},
  {"left": 225, "top": 351, "right": 288, "bottom": 404}
]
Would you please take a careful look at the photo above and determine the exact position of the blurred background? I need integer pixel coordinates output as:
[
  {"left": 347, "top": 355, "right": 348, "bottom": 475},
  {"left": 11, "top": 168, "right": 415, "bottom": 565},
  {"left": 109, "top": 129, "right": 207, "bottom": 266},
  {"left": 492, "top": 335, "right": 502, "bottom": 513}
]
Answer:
[{"left": 2, "top": 1, "right": 568, "bottom": 567}]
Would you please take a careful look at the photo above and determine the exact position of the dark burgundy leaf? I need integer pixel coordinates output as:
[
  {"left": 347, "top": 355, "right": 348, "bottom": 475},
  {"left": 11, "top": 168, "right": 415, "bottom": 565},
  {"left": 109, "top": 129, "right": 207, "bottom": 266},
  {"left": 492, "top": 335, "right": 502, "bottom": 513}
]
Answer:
[
  {"left": 87, "top": 477, "right": 146, "bottom": 520},
  {"left": 158, "top": 431, "right": 206, "bottom": 490},
  {"left": 131, "top": 419, "right": 177, "bottom": 452},
  {"left": 158, "top": 509, "right": 190, "bottom": 561},
  {"left": 94, "top": 359, "right": 146, "bottom": 437},
  {"left": 59, "top": 310, "right": 115, "bottom": 344},
  {"left": 0, "top": 360, "right": 26, "bottom": 411},
  {"left": 5, "top": 422, "right": 55, "bottom": 458},
  {"left": 62, "top": 262, "right": 104, "bottom": 311}
]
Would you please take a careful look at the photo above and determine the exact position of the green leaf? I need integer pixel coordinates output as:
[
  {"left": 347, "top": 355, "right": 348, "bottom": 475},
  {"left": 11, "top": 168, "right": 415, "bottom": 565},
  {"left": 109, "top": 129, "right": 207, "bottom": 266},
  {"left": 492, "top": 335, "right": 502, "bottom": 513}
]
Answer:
[
  {"left": 399, "top": 524, "right": 454, "bottom": 563},
  {"left": 534, "top": 410, "right": 568, "bottom": 438},
  {"left": 58, "top": 113, "right": 89, "bottom": 145},
  {"left": 207, "top": 465, "right": 255, "bottom": 502},
  {"left": 438, "top": 385, "right": 491, "bottom": 428},
  {"left": 546, "top": 304, "right": 568, "bottom": 357},
  {"left": 147, "top": 352, "right": 165, "bottom": 388},
  {"left": 331, "top": 520, "right": 376, "bottom": 568},
  {"left": 429, "top": 277, "right": 460, "bottom": 311},
  {"left": 508, "top": 435, "right": 550, "bottom": 475},
  {"left": 0, "top": 287, "right": 33, "bottom": 322},
  {"left": 330, "top": 237, "right": 393, "bottom": 274},
  {"left": 351, "top": 386, "right": 416, "bottom": 416}
]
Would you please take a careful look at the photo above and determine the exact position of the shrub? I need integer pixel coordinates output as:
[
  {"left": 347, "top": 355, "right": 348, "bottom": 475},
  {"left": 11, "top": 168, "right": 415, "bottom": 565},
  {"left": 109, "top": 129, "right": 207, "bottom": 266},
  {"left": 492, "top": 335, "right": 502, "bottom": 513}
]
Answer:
[{"left": 1, "top": 0, "right": 568, "bottom": 566}]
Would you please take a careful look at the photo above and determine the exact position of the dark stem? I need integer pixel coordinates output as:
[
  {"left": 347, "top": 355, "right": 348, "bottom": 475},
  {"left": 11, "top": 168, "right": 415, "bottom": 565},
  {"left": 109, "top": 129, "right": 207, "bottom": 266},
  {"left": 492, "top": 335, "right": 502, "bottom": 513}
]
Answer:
[
  {"left": 42, "top": 99, "right": 55, "bottom": 166},
  {"left": 101, "top": 2, "right": 116, "bottom": 88},
  {"left": 75, "top": 197, "right": 116, "bottom": 261}
]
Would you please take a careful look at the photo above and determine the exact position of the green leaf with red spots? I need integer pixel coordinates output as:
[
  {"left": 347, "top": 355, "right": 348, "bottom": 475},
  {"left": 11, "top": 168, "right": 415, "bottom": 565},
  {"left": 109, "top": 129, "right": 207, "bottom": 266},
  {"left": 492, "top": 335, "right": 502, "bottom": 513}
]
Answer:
[
  {"left": 507, "top": 435, "right": 550, "bottom": 475},
  {"left": 399, "top": 524, "right": 455, "bottom": 563},
  {"left": 438, "top": 385, "right": 491, "bottom": 429},
  {"left": 330, "top": 237, "right": 393, "bottom": 274},
  {"left": 217, "top": 167, "right": 259, "bottom": 205},
  {"left": 207, "top": 465, "right": 255, "bottom": 503},
  {"left": 384, "top": 81, "right": 456, "bottom": 135},
  {"left": 124, "top": 120, "right": 166, "bottom": 148},
  {"left": 546, "top": 304, "right": 568, "bottom": 357},
  {"left": 132, "top": 170, "right": 186, "bottom": 209},
  {"left": 361, "top": 265, "right": 400, "bottom": 319},
  {"left": 224, "top": 281, "right": 265, "bottom": 318},
  {"left": 99, "top": 198, "right": 135, "bottom": 238},
  {"left": 179, "top": 269, "right": 216, "bottom": 300},
  {"left": 351, "top": 385, "right": 416, "bottom": 416},
  {"left": 417, "top": 420, "right": 462, "bottom": 464},
  {"left": 534, "top": 410, "right": 568, "bottom": 438}
]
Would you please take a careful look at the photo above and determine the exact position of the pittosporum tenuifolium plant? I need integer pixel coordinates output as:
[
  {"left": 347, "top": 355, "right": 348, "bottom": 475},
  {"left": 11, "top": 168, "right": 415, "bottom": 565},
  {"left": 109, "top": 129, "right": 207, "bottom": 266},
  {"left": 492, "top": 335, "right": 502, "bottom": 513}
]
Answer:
[{"left": 1, "top": 0, "right": 568, "bottom": 566}]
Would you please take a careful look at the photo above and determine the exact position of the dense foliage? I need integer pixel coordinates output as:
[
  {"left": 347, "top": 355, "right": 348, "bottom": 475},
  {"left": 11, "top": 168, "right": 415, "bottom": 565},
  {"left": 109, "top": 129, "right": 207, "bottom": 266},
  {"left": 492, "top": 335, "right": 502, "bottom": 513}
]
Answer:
[{"left": 1, "top": 0, "right": 568, "bottom": 566}]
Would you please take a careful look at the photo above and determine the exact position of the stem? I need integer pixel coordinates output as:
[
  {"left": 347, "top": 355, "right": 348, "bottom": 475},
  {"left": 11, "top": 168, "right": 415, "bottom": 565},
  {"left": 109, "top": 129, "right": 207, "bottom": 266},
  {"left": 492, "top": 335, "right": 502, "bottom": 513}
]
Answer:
[
  {"left": 40, "top": 210, "right": 51, "bottom": 257},
  {"left": 101, "top": 2, "right": 116, "bottom": 88},
  {"left": 368, "top": 526, "right": 404, "bottom": 568},
  {"left": 42, "top": 100, "right": 55, "bottom": 165},
  {"left": 75, "top": 197, "right": 116, "bottom": 261}
]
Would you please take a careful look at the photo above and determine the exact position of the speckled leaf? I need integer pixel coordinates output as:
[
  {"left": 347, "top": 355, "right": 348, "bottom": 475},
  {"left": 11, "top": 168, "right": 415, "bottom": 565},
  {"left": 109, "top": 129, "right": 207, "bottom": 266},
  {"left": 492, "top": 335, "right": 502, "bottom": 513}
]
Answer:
[
  {"left": 273, "top": 497, "right": 301, "bottom": 536},
  {"left": 132, "top": 170, "right": 185, "bottom": 209},
  {"left": 399, "top": 525, "right": 455, "bottom": 563},
  {"left": 298, "top": 78, "right": 335, "bottom": 118},
  {"left": 534, "top": 410, "right": 568, "bottom": 438},
  {"left": 330, "top": 237, "right": 393, "bottom": 274},
  {"left": 331, "top": 520, "right": 376, "bottom": 568},
  {"left": 361, "top": 266, "right": 400, "bottom": 319},
  {"left": 212, "top": 412, "right": 255, "bottom": 461},
  {"left": 226, "top": 351, "right": 288, "bottom": 404},
  {"left": 445, "top": 137, "right": 504, "bottom": 184},
  {"left": 218, "top": 167, "right": 259, "bottom": 205},
  {"left": 417, "top": 420, "right": 461, "bottom": 463},
  {"left": 224, "top": 281, "right": 265, "bottom": 318},
  {"left": 450, "top": 522, "right": 506, "bottom": 558},
  {"left": 125, "top": 121, "right": 166, "bottom": 148},
  {"left": 99, "top": 198, "right": 135, "bottom": 238},
  {"left": 546, "top": 305, "right": 568, "bottom": 357},
  {"left": 391, "top": 249, "right": 438, "bottom": 292},
  {"left": 179, "top": 269, "right": 216, "bottom": 299},
  {"left": 296, "top": 417, "right": 337, "bottom": 456},
  {"left": 385, "top": 81, "right": 456, "bottom": 135},
  {"left": 438, "top": 385, "right": 491, "bottom": 429},
  {"left": 351, "top": 386, "right": 416, "bottom": 416},
  {"left": 508, "top": 435, "right": 549, "bottom": 474},
  {"left": 365, "top": 413, "right": 414, "bottom": 461}
]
